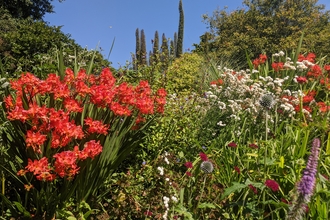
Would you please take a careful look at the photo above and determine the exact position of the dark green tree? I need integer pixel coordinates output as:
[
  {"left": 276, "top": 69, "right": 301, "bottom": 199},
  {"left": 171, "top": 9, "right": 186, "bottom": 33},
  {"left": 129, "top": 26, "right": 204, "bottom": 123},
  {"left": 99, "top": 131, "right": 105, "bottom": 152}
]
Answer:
[
  {"left": 0, "top": 0, "right": 65, "bottom": 20},
  {"left": 195, "top": 0, "right": 330, "bottom": 65},
  {"left": 176, "top": 0, "right": 184, "bottom": 58},
  {"left": 152, "top": 30, "right": 160, "bottom": 64},
  {"left": 140, "top": 29, "right": 147, "bottom": 66},
  {"left": 170, "top": 40, "right": 175, "bottom": 58},
  {"left": 0, "top": 9, "right": 110, "bottom": 77},
  {"left": 135, "top": 28, "right": 140, "bottom": 69},
  {"left": 161, "top": 33, "right": 169, "bottom": 69},
  {"left": 148, "top": 50, "right": 153, "bottom": 66}
]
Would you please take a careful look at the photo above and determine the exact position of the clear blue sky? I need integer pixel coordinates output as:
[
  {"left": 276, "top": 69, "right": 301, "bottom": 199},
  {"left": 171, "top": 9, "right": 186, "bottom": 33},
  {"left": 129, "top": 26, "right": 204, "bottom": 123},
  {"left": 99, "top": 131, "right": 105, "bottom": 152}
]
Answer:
[{"left": 44, "top": 0, "right": 330, "bottom": 69}]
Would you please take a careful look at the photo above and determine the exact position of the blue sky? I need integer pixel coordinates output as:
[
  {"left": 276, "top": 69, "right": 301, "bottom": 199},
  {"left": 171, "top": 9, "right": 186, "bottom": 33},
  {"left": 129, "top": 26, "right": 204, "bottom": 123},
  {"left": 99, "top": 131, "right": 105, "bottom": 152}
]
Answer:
[{"left": 44, "top": 0, "right": 330, "bottom": 69}]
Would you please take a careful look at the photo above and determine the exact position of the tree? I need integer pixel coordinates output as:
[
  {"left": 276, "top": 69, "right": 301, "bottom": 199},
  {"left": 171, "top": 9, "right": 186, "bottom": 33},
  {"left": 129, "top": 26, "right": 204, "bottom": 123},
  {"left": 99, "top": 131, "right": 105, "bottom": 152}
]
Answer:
[
  {"left": 176, "top": 0, "right": 184, "bottom": 58},
  {"left": 135, "top": 28, "right": 140, "bottom": 70},
  {"left": 152, "top": 31, "right": 160, "bottom": 64},
  {"left": 0, "top": 10, "right": 110, "bottom": 77},
  {"left": 140, "top": 29, "right": 147, "bottom": 65},
  {"left": 0, "top": 0, "right": 65, "bottom": 20},
  {"left": 195, "top": 0, "right": 330, "bottom": 65},
  {"left": 161, "top": 33, "right": 169, "bottom": 69}
]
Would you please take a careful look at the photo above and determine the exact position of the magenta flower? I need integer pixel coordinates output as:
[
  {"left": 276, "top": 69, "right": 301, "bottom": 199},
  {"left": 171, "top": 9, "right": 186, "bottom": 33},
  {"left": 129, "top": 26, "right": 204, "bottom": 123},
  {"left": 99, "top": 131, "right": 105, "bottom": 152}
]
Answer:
[
  {"left": 234, "top": 166, "right": 241, "bottom": 174},
  {"left": 199, "top": 152, "right": 208, "bottom": 161},
  {"left": 228, "top": 142, "right": 237, "bottom": 148},
  {"left": 265, "top": 179, "right": 279, "bottom": 192},
  {"left": 248, "top": 184, "right": 258, "bottom": 194},
  {"left": 184, "top": 161, "right": 193, "bottom": 169},
  {"left": 248, "top": 143, "right": 258, "bottom": 149}
]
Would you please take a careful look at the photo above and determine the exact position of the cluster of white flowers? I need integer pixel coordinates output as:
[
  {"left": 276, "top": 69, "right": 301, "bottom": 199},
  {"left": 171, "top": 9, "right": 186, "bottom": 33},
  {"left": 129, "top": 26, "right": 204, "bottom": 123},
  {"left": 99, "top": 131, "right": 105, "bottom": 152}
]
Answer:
[
  {"left": 157, "top": 166, "right": 164, "bottom": 176},
  {"left": 199, "top": 51, "right": 320, "bottom": 133},
  {"left": 162, "top": 196, "right": 170, "bottom": 219}
]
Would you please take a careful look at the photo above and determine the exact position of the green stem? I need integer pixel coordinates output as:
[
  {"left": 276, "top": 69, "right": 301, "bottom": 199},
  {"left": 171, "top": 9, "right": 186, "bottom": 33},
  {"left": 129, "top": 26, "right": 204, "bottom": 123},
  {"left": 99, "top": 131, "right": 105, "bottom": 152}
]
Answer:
[
  {"left": 196, "top": 175, "right": 207, "bottom": 216},
  {"left": 264, "top": 111, "right": 268, "bottom": 177}
]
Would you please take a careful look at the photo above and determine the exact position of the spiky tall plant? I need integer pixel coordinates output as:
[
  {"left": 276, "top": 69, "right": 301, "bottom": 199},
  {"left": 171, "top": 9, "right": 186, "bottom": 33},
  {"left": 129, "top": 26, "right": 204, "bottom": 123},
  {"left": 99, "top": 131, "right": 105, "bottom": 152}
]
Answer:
[
  {"left": 140, "top": 29, "right": 147, "bottom": 66},
  {"left": 135, "top": 28, "right": 140, "bottom": 70},
  {"left": 161, "top": 33, "right": 169, "bottom": 69},
  {"left": 176, "top": 0, "right": 184, "bottom": 58},
  {"left": 152, "top": 30, "right": 160, "bottom": 65}
]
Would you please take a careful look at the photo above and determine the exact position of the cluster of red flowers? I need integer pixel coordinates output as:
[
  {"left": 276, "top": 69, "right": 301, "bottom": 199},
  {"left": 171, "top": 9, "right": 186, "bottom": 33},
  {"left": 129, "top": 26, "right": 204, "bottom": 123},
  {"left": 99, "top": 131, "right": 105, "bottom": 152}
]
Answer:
[
  {"left": 271, "top": 62, "right": 284, "bottom": 72},
  {"left": 9, "top": 68, "right": 166, "bottom": 181},
  {"left": 253, "top": 54, "right": 267, "bottom": 68}
]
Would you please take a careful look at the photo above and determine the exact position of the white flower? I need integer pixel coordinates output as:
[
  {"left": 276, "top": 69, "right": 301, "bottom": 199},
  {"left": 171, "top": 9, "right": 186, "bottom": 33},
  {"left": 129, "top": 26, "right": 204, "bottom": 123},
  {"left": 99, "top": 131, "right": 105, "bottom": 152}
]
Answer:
[
  {"left": 279, "top": 51, "right": 285, "bottom": 56},
  {"left": 157, "top": 167, "right": 164, "bottom": 175},
  {"left": 164, "top": 157, "right": 169, "bottom": 165},
  {"left": 217, "top": 121, "right": 226, "bottom": 126},
  {"left": 171, "top": 196, "right": 178, "bottom": 203}
]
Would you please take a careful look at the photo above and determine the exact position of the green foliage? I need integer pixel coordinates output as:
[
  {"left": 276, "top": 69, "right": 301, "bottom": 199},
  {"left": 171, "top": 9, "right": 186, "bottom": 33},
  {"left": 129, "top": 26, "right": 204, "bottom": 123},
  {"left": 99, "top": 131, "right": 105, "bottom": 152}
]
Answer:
[
  {"left": 166, "top": 52, "right": 205, "bottom": 96},
  {"left": 195, "top": 0, "right": 330, "bottom": 66},
  {"left": 0, "top": 0, "right": 65, "bottom": 20},
  {"left": 0, "top": 11, "right": 110, "bottom": 78}
]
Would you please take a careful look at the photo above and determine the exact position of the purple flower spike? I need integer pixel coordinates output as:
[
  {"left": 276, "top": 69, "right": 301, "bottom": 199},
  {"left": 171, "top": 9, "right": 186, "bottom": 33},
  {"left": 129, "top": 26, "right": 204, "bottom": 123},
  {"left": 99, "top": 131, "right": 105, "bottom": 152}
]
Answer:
[
  {"left": 288, "top": 138, "right": 321, "bottom": 220},
  {"left": 296, "top": 138, "right": 321, "bottom": 202}
]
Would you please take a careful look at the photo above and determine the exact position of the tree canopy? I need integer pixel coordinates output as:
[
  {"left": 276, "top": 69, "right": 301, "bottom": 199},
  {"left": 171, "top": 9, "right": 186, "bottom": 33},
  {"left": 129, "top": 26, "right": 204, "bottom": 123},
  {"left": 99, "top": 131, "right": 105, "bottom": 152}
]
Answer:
[
  {"left": 195, "top": 0, "right": 330, "bottom": 64},
  {"left": 0, "top": 0, "right": 64, "bottom": 20}
]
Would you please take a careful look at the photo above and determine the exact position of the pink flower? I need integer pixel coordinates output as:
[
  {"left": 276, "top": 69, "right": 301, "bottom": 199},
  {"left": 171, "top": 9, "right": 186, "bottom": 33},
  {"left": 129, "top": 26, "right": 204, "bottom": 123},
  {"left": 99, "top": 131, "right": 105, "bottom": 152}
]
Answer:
[
  {"left": 184, "top": 161, "right": 193, "bottom": 168},
  {"left": 186, "top": 171, "right": 192, "bottom": 177},
  {"left": 265, "top": 179, "right": 279, "bottom": 192},
  {"left": 199, "top": 152, "right": 208, "bottom": 161},
  {"left": 228, "top": 142, "right": 237, "bottom": 148}
]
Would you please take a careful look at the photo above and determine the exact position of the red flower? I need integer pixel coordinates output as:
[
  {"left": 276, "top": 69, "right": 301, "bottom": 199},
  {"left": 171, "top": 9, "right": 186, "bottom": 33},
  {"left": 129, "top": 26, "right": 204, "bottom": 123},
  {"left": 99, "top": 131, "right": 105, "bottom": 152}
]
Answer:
[
  {"left": 25, "top": 157, "right": 56, "bottom": 181},
  {"left": 248, "top": 184, "right": 258, "bottom": 194},
  {"left": 324, "top": 64, "right": 330, "bottom": 71},
  {"left": 186, "top": 171, "right": 192, "bottom": 177},
  {"left": 199, "top": 152, "right": 208, "bottom": 161},
  {"left": 234, "top": 166, "right": 241, "bottom": 174},
  {"left": 265, "top": 179, "right": 279, "bottom": 192},
  {"left": 84, "top": 117, "right": 109, "bottom": 135},
  {"left": 271, "top": 62, "right": 284, "bottom": 72},
  {"left": 303, "top": 95, "right": 314, "bottom": 103},
  {"left": 25, "top": 130, "right": 47, "bottom": 153},
  {"left": 53, "top": 151, "right": 79, "bottom": 179},
  {"left": 144, "top": 211, "right": 152, "bottom": 217},
  {"left": 184, "top": 161, "right": 193, "bottom": 169},
  {"left": 248, "top": 143, "right": 259, "bottom": 149},
  {"left": 296, "top": 76, "right": 307, "bottom": 84},
  {"left": 307, "top": 65, "right": 322, "bottom": 78},
  {"left": 228, "top": 142, "right": 237, "bottom": 148},
  {"left": 79, "top": 140, "right": 103, "bottom": 160}
]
